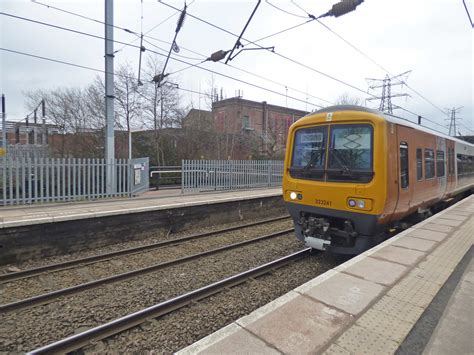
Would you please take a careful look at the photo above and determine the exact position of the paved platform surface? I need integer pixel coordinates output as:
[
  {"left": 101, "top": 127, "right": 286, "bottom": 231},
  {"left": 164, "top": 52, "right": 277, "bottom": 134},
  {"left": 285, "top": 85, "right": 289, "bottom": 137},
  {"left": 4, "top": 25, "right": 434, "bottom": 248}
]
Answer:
[
  {"left": 177, "top": 195, "right": 473, "bottom": 355},
  {"left": 0, "top": 188, "right": 282, "bottom": 229}
]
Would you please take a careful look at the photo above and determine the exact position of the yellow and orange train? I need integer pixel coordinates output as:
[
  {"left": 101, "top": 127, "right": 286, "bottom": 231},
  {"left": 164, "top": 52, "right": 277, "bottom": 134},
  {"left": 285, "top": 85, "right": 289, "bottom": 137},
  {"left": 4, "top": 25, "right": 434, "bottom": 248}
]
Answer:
[{"left": 282, "top": 105, "right": 474, "bottom": 254}]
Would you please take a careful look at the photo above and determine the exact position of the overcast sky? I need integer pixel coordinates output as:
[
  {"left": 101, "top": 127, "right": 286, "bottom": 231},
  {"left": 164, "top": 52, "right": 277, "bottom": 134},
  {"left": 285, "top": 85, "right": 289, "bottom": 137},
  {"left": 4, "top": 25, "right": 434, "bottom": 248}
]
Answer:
[{"left": 1, "top": 0, "right": 473, "bottom": 135}]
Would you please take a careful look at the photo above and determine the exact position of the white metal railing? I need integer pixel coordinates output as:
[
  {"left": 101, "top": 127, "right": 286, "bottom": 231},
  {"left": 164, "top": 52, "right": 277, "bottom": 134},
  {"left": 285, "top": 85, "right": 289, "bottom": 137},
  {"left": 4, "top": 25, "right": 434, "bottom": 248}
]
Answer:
[
  {"left": 181, "top": 160, "right": 284, "bottom": 194},
  {"left": 0, "top": 157, "right": 133, "bottom": 206}
]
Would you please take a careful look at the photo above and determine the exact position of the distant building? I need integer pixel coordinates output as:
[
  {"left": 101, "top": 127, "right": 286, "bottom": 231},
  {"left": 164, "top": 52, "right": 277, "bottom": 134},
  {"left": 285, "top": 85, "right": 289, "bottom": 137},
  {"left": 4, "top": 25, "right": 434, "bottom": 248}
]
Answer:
[
  {"left": 0, "top": 120, "right": 62, "bottom": 158},
  {"left": 182, "top": 108, "right": 213, "bottom": 130},
  {"left": 212, "top": 97, "right": 308, "bottom": 157}
]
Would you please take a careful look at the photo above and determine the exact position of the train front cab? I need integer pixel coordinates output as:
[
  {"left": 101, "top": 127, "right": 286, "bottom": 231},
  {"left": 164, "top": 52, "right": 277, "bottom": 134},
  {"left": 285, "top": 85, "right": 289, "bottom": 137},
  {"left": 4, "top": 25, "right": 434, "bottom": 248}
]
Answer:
[{"left": 283, "top": 107, "right": 390, "bottom": 254}]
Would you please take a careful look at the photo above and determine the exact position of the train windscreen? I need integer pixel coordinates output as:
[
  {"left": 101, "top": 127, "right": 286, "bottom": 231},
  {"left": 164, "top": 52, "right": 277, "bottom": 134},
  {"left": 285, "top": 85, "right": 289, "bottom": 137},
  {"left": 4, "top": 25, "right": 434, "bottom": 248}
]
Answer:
[{"left": 290, "top": 124, "right": 374, "bottom": 183}]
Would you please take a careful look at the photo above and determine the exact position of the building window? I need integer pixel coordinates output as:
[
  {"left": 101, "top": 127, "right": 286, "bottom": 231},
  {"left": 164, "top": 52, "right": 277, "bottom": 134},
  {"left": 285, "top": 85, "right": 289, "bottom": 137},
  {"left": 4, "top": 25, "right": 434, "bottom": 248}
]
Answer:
[
  {"left": 242, "top": 115, "right": 251, "bottom": 130},
  {"left": 400, "top": 142, "right": 409, "bottom": 188},
  {"left": 416, "top": 148, "right": 423, "bottom": 180},
  {"left": 436, "top": 150, "right": 445, "bottom": 177},
  {"left": 425, "top": 149, "right": 435, "bottom": 179}
]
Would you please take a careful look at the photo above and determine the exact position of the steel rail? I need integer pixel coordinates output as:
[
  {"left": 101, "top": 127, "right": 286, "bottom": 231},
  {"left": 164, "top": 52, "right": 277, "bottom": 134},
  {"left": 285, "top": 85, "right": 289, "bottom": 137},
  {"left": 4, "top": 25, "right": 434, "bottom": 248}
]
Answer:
[
  {"left": 0, "top": 228, "right": 295, "bottom": 313},
  {"left": 0, "top": 215, "right": 289, "bottom": 283},
  {"left": 28, "top": 248, "right": 311, "bottom": 354}
]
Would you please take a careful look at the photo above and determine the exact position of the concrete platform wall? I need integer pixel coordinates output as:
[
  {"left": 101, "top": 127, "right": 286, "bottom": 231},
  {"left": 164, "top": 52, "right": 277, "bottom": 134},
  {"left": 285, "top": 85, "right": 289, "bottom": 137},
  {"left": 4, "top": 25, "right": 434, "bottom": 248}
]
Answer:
[{"left": 0, "top": 196, "right": 286, "bottom": 266}]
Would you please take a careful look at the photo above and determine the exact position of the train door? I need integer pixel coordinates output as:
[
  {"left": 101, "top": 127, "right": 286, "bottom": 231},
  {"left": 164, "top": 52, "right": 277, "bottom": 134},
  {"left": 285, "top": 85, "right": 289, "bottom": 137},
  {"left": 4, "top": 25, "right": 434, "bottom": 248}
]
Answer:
[
  {"left": 445, "top": 139, "right": 456, "bottom": 196},
  {"left": 394, "top": 126, "right": 414, "bottom": 215},
  {"left": 436, "top": 137, "right": 448, "bottom": 198}
]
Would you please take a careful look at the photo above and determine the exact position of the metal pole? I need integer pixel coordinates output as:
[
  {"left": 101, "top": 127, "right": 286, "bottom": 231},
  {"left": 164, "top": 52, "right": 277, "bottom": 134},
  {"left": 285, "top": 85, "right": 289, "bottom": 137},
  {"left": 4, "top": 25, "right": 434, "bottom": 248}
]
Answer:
[
  {"left": 105, "top": 0, "right": 115, "bottom": 193},
  {"left": 1, "top": 94, "right": 6, "bottom": 206},
  {"left": 128, "top": 129, "right": 132, "bottom": 160},
  {"left": 1, "top": 94, "right": 6, "bottom": 149}
]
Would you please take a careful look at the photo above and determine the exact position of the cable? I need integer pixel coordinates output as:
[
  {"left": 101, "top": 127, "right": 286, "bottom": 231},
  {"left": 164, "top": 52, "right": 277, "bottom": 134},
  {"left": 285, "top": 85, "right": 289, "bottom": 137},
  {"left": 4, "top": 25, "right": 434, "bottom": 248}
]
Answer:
[
  {"left": 253, "top": 19, "right": 314, "bottom": 43},
  {"left": 5, "top": 7, "right": 450, "bottom": 130},
  {"left": 29, "top": 0, "right": 450, "bottom": 120},
  {"left": 25, "top": 1, "right": 331, "bottom": 106},
  {"left": 2, "top": 47, "right": 453, "bottom": 136},
  {"left": 310, "top": 16, "right": 447, "bottom": 115},
  {"left": 30, "top": 0, "right": 195, "bottom": 55},
  {"left": 168, "top": 59, "right": 209, "bottom": 76},
  {"left": 267, "top": 0, "right": 448, "bottom": 117},
  {"left": 0, "top": 47, "right": 322, "bottom": 109},
  {"left": 0, "top": 47, "right": 214, "bottom": 104},
  {"left": 142, "top": 38, "right": 203, "bottom": 61},
  {"left": 31, "top": 0, "right": 140, "bottom": 36},
  {"left": 0, "top": 12, "right": 325, "bottom": 106},
  {"left": 158, "top": 1, "right": 372, "bottom": 98},
  {"left": 290, "top": 0, "right": 312, "bottom": 16},
  {"left": 265, "top": 0, "right": 307, "bottom": 19}
]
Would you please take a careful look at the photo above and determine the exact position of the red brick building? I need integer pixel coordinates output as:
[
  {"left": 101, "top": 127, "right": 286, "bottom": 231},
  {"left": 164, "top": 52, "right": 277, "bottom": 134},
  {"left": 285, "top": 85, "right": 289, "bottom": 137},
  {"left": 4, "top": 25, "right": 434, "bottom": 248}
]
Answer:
[{"left": 212, "top": 97, "right": 308, "bottom": 157}]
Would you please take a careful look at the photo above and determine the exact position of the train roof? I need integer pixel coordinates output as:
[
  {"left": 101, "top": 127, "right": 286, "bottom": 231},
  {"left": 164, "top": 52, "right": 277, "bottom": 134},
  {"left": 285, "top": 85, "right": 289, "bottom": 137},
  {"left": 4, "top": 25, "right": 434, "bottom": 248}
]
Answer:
[{"left": 314, "top": 105, "right": 474, "bottom": 147}]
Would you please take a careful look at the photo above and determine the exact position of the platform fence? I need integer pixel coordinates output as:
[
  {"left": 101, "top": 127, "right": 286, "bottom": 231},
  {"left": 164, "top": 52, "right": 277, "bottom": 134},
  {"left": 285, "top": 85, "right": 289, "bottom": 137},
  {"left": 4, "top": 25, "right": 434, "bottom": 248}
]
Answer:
[
  {"left": 181, "top": 160, "right": 284, "bottom": 194},
  {"left": 0, "top": 157, "right": 149, "bottom": 206}
]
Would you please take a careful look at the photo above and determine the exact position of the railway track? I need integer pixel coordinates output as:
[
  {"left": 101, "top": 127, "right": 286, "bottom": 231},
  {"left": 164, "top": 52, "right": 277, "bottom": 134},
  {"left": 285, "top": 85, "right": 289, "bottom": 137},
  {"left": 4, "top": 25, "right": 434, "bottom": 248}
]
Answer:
[
  {"left": 28, "top": 249, "right": 312, "bottom": 354},
  {"left": 0, "top": 215, "right": 289, "bottom": 283},
  {"left": 1, "top": 227, "right": 294, "bottom": 313}
]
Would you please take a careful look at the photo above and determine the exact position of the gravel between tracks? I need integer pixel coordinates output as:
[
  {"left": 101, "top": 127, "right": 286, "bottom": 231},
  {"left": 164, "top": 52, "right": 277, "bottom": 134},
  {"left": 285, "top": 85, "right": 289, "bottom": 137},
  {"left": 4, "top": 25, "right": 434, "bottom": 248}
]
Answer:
[
  {"left": 88, "top": 253, "right": 346, "bottom": 353},
  {"left": 0, "top": 219, "right": 293, "bottom": 303},
  {"left": 0, "top": 232, "right": 308, "bottom": 352}
]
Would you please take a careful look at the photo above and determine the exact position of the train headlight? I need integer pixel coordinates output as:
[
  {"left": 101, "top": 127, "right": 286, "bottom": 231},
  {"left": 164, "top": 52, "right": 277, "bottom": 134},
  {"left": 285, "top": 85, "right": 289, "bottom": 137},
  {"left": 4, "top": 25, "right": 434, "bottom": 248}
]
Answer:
[
  {"left": 290, "top": 192, "right": 297, "bottom": 200},
  {"left": 347, "top": 197, "right": 373, "bottom": 211}
]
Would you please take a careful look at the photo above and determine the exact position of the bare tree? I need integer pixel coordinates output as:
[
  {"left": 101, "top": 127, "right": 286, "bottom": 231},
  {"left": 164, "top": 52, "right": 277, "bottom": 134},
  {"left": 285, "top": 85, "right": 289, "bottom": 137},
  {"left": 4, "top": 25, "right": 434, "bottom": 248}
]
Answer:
[
  {"left": 138, "top": 56, "right": 186, "bottom": 165},
  {"left": 335, "top": 93, "right": 363, "bottom": 106},
  {"left": 24, "top": 85, "right": 105, "bottom": 157}
]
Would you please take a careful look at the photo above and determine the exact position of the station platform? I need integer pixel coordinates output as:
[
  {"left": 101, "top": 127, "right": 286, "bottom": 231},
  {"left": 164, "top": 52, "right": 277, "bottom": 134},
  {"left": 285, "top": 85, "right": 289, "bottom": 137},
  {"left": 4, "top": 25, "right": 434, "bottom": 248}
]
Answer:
[
  {"left": 177, "top": 195, "right": 473, "bottom": 355},
  {"left": 0, "top": 187, "right": 285, "bottom": 265},
  {"left": 0, "top": 187, "right": 282, "bottom": 229}
]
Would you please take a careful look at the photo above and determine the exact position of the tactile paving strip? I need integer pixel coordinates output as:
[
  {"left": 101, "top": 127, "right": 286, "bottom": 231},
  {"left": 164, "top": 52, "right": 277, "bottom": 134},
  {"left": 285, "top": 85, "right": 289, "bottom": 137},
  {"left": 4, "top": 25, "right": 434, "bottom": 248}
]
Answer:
[
  {"left": 331, "top": 324, "right": 399, "bottom": 354},
  {"left": 325, "top": 213, "right": 472, "bottom": 354},
  {"left": 355, "top": 308, "right": 414, "bottom": 342},
  {"left": 387, "top": 276, "right": 441, "bottom": 308},
  {"left": 322, "top": 343, "right": 351, "bottom": 355},
  {"left": 372, "top": 295, "right": 425, "bottom": 324}
]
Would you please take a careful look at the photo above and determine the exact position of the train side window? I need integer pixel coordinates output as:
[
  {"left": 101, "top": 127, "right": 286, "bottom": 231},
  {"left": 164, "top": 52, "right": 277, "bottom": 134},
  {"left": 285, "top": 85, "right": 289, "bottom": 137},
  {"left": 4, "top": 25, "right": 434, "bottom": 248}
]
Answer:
[
  {"left": 416, "top": 148, "right": 423, "bottom": 180},
  {"left": 436, "top": 150, "right": 445, "bottom": 177},
  {"left": 425, "top": 149, "right": 435, "bottom": 179},
  {"left": 400, "top": 142, "right": 409, "bottom": 188}
]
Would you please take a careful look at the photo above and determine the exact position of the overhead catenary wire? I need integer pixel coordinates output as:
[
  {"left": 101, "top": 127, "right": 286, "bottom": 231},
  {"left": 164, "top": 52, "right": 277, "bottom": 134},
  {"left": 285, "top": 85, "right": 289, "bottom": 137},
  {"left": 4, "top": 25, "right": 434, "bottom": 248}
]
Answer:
[
  {"left": 157, "top": 1, "right": 373, "bottom": 98},
  {"left": 265, "top": 0, "right": 307, "bottom": 19},
  {"left": 31, "top": 0, "right": 140, "bottom": 36},
  {"left": 31, "top": 0, "right": 196, "bottom": 55},
  {"left": 142, "top": 37, "right": 332, "bottom": 105},
  {"left": 0, "top": 47, "right": 323, "bottom": 109},
  {"left": 1, "top": 11, "right": 329, "bottom": 107},
  {"left": 0, "top": 47, "right": 212, "bottom": 104},
  {"left": 2, "top": 47, "right": 454, "bottom": 137},
  {"left": 23, "top": 2, "right": 332, "bottom": 106},
  {"left": 159, "top": 0, "right": 448, "bottom": 127},
  {"left": 6, "top": 5, "right": 458, "bottom": 131},
  {"left": 286, "top": 0, "right": 448, "bottom": 117}
]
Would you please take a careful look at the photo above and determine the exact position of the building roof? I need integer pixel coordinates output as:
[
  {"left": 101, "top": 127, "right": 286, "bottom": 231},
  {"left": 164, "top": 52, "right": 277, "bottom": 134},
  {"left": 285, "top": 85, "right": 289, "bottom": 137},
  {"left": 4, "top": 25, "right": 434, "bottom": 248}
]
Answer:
[{"left": 212, "top": 97, "right": 308, "bottom": 116}]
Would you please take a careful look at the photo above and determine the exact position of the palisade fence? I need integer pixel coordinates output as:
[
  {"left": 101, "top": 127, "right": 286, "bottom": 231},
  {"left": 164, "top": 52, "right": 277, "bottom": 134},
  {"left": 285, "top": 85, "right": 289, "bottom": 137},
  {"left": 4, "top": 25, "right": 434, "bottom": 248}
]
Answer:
[
  {"left": 0, "top": 157, "right": 149, "bottom": 206},
  {"left": 181, "top": 160, "right": 284, "bottom": 194}
]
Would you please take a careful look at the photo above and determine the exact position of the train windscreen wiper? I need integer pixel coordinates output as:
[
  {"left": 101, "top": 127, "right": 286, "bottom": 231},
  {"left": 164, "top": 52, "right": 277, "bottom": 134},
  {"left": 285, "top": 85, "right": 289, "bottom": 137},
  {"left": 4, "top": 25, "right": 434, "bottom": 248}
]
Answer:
[
  {"left": 303, "top": 150, "right": 325, "bottom": 171},
  {"left": 329, "top": 149, "right": 353, "bottom": 176}
]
